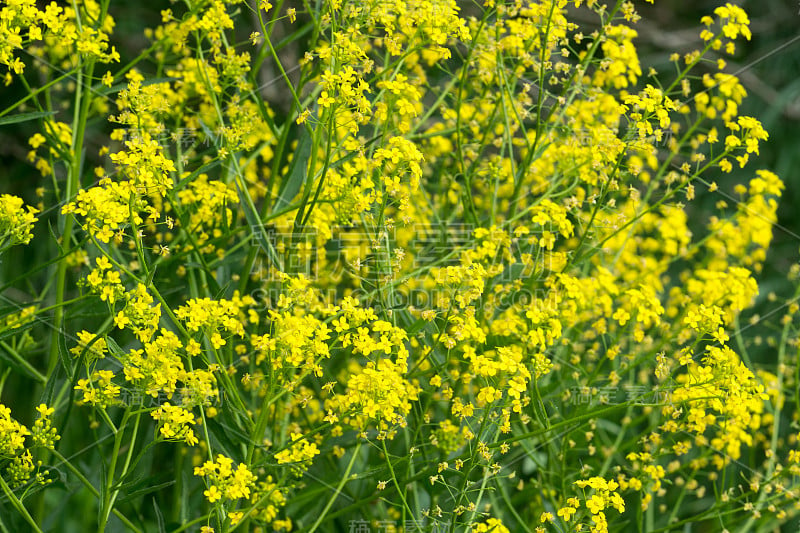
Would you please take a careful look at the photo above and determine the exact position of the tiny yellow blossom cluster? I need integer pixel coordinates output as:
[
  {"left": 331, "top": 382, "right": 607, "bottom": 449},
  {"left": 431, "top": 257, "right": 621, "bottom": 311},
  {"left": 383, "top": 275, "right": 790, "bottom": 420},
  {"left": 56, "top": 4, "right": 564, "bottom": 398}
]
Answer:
[
  {"left": 151, "top": 402, "right": 199, "bottom": 446},
  {"left": 194, "top": 455, "right": 257, "bottom": 505},
  {"left": 0, "top": 403, "right": 59, "bottom": 487},
  {"left": 0, "top": 194, "right": 38, "bottom": 248},
  {"left": 2, "top": 0, "right": 798, "bottom": 531}
]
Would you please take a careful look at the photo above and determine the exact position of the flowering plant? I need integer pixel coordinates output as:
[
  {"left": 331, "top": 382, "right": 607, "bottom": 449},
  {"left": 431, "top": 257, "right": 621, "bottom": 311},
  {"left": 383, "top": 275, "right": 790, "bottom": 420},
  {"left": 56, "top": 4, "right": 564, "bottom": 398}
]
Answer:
[{"left": 0, "top": 1, "right": 798, "bottom": 532}]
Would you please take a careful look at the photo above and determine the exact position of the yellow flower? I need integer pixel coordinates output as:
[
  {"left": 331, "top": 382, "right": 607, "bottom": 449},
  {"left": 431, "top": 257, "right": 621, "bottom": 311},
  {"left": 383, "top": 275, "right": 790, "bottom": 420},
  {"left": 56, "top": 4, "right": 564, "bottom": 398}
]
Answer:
[
  {"left": 204, "top": 485, "right": 222, "bottom": 503},
  {"left": 0, "top": 195, "right": 38, "bottom": 246},
  {"left": 558, "top": 506, "right": 576, "bottom": 521},
  {"left": 587, "top": 494, "right": 605, "bottom": 514}
]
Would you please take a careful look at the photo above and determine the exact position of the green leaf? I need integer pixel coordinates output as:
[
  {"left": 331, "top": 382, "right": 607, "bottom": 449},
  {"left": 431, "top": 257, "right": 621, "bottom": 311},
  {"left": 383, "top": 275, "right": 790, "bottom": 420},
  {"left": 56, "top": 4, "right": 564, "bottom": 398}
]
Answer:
[
  {"left": 0, "top": 326, "right": 26, "bottom": 344},
  {"left": 274, "top": 128, "right": 311, "bottom": 211},
  {"left": 104, "top": 335, "right": 126, "bottom": 358},
  {"left": 39, "top": 363, "right": 61, "bottom": 408},
  {"left": 57, "top": 324, "right": 72, "bottom": 376},
  {"left": 97, "top": 462, "right": 108, "bottom": 526},
  {"left": 395, "top": 309, "right": 427, "bottom": 337},
  {"left": 0, "top": 111, "right": 56, "bottom": 126},
  {"left": 205, "top": 417, "right": 243, "bottom": 461},
  {"left": 235, "top": 180, "right": 279, "bottom": 269},
  {"left": 175, "top": 159, "right": 222, "bottom": 190},
  {"left": 0, "top": 339, "right": 46, "bottom": 383},
  {"left": 0, "top": 508, "right": 11, "bottom": 533},
  {"left": 145, "top": 264, "right": 158, "bottom": 288},
  {"left": 116, "top": 477, "right": 175, "bottom": 504},
  {"left": 179, "top": 470, "right": 190, "bottom": 524},
  {"left": 152, "top": 497, "right": 166, "bottom": 533}
]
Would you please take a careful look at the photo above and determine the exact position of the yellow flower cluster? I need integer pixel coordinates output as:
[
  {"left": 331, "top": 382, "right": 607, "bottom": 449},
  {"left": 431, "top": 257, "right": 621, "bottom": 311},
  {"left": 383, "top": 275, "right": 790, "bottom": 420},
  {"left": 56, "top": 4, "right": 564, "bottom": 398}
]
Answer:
[
  {"left": 0, "top": 403, "right": 59, "bottom": 487},
  {"left": 0, "top": 194, "right": 38, "bottom": 247},
  {"left": 30, "top": 404, "right": 60, "bottom": 450},
  {"left": 62, "top": 178, "right": 148, "bottom": 244},
  {"left": 700, "top": 3, "right": 751, "bottom": 54},
  {"left": 114, "top": 284, "right": 162, "bottom": 342},
  {"left": 333, "top": 357, "right": 420, "bottom": 429},
  {"left": 194, "top": 454, "right": 257, "bottom": 505},
  {"left": 0, "top": 404, "right": 28, "bottom": 457},
  {"left": 572, "top": 477, "right": 626, "bottom": 533},
  {"left": 669, "top": 342, "right": 769, "bottom": 462},
  {"left": 471, "top": 517, "right": 510, "bottom": 533},
  {"left": 2, "top": 0, "right": 797, "bottom": 531},
  {"left": 70, "top": 330, "right": 109, "bottom": 363},
  {"left": 176, "top": 293, "right": 254, "bottom": 349},
  {"left": 75, "top": 370, "right": 120, "bottom": 408},
  {"left": 176, "top": 175, "right": 239, "bottom": 256},
  {"left": 151, "top": 402, "right": 198, "bottom": 446},
  {"left": 0, "top": 0, "right": 118, "bottom": 81},
  {"left": 123, "top": 330, "right": 185, "bottom": 398},
  {"left": 274, "top": 433, "right": 320, "bottom": 473}
]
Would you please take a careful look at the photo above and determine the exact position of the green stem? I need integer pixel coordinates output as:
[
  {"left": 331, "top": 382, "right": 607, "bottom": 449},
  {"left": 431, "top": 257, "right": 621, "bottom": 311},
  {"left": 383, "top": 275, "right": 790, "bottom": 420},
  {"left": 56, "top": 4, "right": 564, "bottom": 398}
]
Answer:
[
  {"left": 0, "top": 341, "right": 46, "bottom": 383},
  {"left": 98, "top": 408, "right": 136, "bottom": 532},
  {"left": 0, "top": 475, "right": 43, "bottom": 533},
  {"left": 306, "top": 442, "right": 362, "bottom": 533},
  {"left": 48, "top": 53, "right": 96, "bottom": 379},
  {"left": 51, "top": 450, "right": 142, "bottom": 533}
]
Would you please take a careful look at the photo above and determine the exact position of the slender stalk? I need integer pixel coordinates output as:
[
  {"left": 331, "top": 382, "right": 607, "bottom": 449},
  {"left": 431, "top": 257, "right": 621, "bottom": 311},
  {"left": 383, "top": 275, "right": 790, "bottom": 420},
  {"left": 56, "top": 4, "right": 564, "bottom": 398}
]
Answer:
[
  {"left": 0, "top": 475, "right": 43, "bottom": 533},
  {"left": 51, "top": 450, "right": 142, "bottom": 533},
  {"left": 48, "top": 52, "right": 96, "bottom": 378},
  {"left": 306, "top": 442, "right": 362, "bottom": 533}
]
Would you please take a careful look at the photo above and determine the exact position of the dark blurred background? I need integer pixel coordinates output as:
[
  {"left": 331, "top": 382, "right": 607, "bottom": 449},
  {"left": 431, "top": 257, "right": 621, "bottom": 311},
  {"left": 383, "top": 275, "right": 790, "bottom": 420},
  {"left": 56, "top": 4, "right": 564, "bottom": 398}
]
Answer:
[
  {"left": 637, "top": 1, "right": 800, "bottom": 275},
  {"left": 634, "top": 1, "right": 800, "bottom": 368}
]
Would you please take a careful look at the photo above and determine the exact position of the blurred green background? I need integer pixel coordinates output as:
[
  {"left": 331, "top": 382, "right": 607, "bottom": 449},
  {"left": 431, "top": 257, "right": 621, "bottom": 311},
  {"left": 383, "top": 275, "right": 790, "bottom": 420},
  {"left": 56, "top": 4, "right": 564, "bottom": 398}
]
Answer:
[
  {"left": 622, "top": 0, "right": 800, "bottom": 369},
  {"left": 638, "top": 1, "right": 800, "bottom": 273}
]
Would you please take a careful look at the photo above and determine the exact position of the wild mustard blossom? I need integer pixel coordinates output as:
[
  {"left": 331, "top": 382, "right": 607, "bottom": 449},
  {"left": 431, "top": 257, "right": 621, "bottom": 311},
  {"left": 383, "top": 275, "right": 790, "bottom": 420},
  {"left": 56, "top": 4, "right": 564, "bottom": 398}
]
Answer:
[
  {"left": 70, "top": 331, "right": 108, "bottom": 363},
  {"left": 274, "top": 433, "right": 320, "bottom": 473},
  {"left": 0, "top": 403, "right": 59, "bottom": 487},
  {"left": 0, "top": 404, "right": 28, "bottom": 457},
  {"left": 30, "top": 404, "right": 60, "bottom": 450},
  {"left": 2, "top": 0, "right": 797, "bottom": 531},
  {"left": 0, "top": 0, "right": 118, "bottom": 81},
  {"left": 176, "top": 293, "right": 254, "bottom": 348},
  {"left": 471, "top": 518, "right": 510, "bottom": 532},
  {"left": 62, "top": 178, "right": 147, "bottom": 244},
  {"left": 75, "top": 370, "right": 121, "bottom": 408},
  {"left": 151, "top": 403, "right": 199, "bottom": 446},
  {"left": 0, "top": 194, "right": 38, "bottom": 247},
  {"left": 194, "top": 455, "right": 257, "bottom": 505}
]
